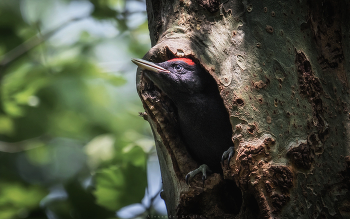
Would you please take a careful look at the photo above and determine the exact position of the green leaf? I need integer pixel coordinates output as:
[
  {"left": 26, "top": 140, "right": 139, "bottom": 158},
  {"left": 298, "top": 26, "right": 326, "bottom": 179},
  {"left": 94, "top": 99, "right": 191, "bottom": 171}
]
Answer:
[
  {"left": 0, "top": 182, "right": 47, "bottom": 219},
  {"left": 0, "top": 115, "right": 14, "bottom": 135},
  {"left": 85, "top": 134, "right": 115, "bottom": 169},
  {"left": 90, "top": 0, "right": 119, "bottom": 20},
  {"left": 94, "top": 163, "right": 147, "bottom": 211},
  {"left": 121, "top": 145, "right": 147, "bottom": 167}
]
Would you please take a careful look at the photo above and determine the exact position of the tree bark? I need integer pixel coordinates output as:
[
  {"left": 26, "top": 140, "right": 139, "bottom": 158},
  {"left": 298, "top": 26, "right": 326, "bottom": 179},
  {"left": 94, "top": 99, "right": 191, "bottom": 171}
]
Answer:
[{"left": 136, "top": 0, "right": 350, "bottom": 218}]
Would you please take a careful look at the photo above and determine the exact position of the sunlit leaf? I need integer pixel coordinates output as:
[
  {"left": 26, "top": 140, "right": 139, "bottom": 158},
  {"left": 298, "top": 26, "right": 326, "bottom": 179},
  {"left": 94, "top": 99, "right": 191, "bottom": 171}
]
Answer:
[
  {"left": 85, "top": 134, "right": 115, "bottom": 169},
  {"left": 1, "top": 62, "right": 49, "bottom": 117},
  {"left": 2, "top": 101, "right": 24, "bottom": 117},
  {"left": 121, "top": 145, "right": 147, "bottom": 167},
  {"left": 0, "top": 115, "right": 14, "bottom": 135},
  {"left": 94, "top": 163, "right": 147, "bottom": 211},
  {"left": 0, "top": 182, "right": 47, "bottom": 219},
  {"left": 20, "top": 0, "right": 56, "bottom": 25},
  {"left": 90, "top": 0, "right": 119, "bottom": 20},
  {"left": 26, "top": 144, "right": 50, "bottom": 166},
  {"left": 107, "top": 0, "right": 125, "bottom": 12}
]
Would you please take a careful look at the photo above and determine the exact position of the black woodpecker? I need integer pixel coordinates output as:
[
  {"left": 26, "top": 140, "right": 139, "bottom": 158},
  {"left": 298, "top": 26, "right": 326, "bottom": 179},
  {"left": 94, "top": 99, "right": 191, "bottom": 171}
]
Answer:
[{"left": 132, "top": 58, "right": 235, "bottom": 185}]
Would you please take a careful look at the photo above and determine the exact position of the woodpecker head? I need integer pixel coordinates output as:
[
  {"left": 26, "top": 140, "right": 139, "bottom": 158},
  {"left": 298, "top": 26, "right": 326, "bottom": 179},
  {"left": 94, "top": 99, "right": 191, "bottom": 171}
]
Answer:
[{"left": 132, "top": 58, "right": 214, "bottom": 100}]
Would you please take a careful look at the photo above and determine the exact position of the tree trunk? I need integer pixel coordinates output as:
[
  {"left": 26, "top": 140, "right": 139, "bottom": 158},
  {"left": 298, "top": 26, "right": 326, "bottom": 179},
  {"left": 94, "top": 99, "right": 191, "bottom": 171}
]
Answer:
[{"left": 136, "top": 0, "right": 350, "bottom": 218}]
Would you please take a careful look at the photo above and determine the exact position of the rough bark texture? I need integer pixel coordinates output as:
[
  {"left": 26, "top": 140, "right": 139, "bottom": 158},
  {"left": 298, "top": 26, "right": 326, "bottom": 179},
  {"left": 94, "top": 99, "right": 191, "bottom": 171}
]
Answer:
[{"left": 136, "top": 0, "right": 350, "bottom": 218}]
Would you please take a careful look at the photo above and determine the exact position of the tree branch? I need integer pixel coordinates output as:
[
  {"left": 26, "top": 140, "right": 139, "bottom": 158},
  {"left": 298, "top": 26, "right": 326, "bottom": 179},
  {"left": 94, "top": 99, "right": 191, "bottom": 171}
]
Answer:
[{"left": 0, "top": 135, "right": 51, "bottom": 153}]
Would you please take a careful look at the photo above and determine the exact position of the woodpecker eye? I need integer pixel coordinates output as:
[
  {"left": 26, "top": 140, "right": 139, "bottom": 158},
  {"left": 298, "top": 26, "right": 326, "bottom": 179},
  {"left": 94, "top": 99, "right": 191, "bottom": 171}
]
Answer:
[{"left": 173, "top": 64, "right": 183, "bottom": 72}]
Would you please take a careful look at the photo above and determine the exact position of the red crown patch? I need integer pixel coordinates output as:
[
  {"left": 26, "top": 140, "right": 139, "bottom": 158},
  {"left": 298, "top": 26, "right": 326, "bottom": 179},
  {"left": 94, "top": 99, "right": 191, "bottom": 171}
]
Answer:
[{"left": 168, "top": 58, "right": 195, "bottom": 66}]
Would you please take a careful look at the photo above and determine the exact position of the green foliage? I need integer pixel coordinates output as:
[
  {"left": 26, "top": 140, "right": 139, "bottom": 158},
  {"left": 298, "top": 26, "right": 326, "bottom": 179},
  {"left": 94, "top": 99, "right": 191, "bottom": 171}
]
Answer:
[
  {"left": 0, "top": 182, "right": 47, "bottom": 219},
  {"left": 94, "top": 162, "right": 147, "bottom": 211},
  {"left": 0, "top": 0, "right": 156, "bottom": 218}
]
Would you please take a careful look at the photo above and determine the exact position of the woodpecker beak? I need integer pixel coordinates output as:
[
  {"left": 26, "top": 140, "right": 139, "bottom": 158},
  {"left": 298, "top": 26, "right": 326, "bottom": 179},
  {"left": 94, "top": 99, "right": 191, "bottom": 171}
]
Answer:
[{"left": 131, "top": 58, "right": 170, "bottom": 73}]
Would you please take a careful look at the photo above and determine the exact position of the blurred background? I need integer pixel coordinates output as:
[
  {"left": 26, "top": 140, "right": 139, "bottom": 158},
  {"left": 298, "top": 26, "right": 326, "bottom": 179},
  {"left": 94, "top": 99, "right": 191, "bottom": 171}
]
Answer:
[{"left": 0, "top": 0, "right": 167, "bottom": 218}]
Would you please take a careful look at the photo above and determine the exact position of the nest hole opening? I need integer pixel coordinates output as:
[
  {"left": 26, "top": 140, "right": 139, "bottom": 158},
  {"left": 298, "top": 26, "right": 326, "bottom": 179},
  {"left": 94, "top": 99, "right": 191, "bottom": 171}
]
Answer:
[
  {"left": 245, "top": 194, "right": 260, "bottom": 217},
  {"left": 217, "top": 180, "right": 243, "bottom": 215}
]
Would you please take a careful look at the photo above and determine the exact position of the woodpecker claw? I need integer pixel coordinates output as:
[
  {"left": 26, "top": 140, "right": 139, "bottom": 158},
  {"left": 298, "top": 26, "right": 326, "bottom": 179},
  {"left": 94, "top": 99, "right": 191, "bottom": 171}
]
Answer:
[
  {"left": 185, "top": 164, "right": 212, "bottom": 187},
  {"left": 221, "top": 146, "right": 235, "bottom": 167},
  {"left": 185, "top": 174, "right": 190, "bottom": 185},
  {"left": 202, "top": 175, "right": 206, "bottom": 187}
]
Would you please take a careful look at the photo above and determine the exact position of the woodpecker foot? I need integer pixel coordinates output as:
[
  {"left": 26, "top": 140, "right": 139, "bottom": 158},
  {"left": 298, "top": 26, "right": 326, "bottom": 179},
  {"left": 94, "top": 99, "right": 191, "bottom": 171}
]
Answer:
[
  {"left": 221, "top": 146, "right": 235, "bottom": 167},
  {"left": 185, "top": 164, "right": 212, "bottom": 187}
]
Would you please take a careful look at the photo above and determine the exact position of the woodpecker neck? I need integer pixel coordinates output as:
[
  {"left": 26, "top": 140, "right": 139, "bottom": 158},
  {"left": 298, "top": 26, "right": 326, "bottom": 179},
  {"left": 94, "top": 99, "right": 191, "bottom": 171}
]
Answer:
[{"left": 173, "top": 91, "right": 223, "bottom": 116}]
